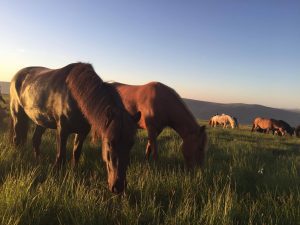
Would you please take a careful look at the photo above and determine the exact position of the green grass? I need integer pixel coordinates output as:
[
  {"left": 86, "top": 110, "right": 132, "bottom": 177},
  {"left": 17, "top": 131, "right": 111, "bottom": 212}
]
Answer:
[{"left": 0, "top": 115, "right": 299, "bottom": 225}]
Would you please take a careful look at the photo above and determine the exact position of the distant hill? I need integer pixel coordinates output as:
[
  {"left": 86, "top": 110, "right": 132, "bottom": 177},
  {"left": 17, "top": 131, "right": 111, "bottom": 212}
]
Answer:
[
  {"left": 0, "top": 81, "right": 9, "bottom": 94},
  {"left": 183, "top": 98, "right": 300, "bottom": 126},
  {"left": 1, "top": 81, "right": 299, "bottom": 126}
]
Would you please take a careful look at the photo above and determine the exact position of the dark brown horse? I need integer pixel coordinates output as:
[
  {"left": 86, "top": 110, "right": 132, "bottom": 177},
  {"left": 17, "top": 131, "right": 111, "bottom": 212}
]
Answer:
[
  {"left": 277, "top": 120, "right": 295, "bottom": 136},
  {"left": 113, "top": 82, "right": 207, "bottom": 168},
  {"left": 10, "top": 63, "right": 140, "bottom": 194},
  {"left": 0, "top": 87, "right": 5, "bottom": 104}
]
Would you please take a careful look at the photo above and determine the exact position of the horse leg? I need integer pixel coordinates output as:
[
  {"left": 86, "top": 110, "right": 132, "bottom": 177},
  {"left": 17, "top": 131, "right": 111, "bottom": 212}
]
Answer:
[
  {"left": 10, "top": 101, "right": 29, "bottom": 146},
  {"left": 72, "top": 130, "right": 89, "bottom": 167},
  {"left": 32, "top": 125, "right": 46, "bottom": 159},
  {"left": 55, "top": 125, "right": 69, "bottom": 167},
  {"left": 145, "top": 128, "right": 159, "bottom": 161}
]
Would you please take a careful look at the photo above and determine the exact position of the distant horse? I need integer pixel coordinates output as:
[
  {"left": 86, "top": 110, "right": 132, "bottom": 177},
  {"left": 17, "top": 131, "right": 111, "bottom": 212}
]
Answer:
[
  {"left": 112, "top": 82, "right": 207, "bottom": 168},
  {"left": 10, "top": 63, "right": 141, "bottom": 194},
  {"left": 277, "top": 120, "right": 295, "bottom": 136},
  {"left": 209, "top": 114, "right": 238, "bottom": 129},
  {"left": 0, "top": 106, "right": 7, "bottom": 127},
  {"left": 251, "top": 117, "right": 288, "bottom": 136},
  {"left": 0, "top": 87, "right": 7, "bottom": 128},
  {"left": 295, "top": 125, "right": 300, "bottom": 137},
  {"left": 233, "top": 117, "right": 239, "bottom": 128},
  {"left": 0, "top": 87, "right": 5, "bottom": 104}
]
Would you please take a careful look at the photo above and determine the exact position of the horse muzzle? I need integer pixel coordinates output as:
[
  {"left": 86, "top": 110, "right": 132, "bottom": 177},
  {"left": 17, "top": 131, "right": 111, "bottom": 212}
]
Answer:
[{"left": 109, "top": 178, "right": 126, "bottom": 194}]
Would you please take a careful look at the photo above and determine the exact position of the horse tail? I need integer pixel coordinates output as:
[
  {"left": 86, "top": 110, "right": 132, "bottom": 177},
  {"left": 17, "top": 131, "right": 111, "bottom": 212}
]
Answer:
[{"left": 10, "top": 106, "right": 29, "bottom": 146}]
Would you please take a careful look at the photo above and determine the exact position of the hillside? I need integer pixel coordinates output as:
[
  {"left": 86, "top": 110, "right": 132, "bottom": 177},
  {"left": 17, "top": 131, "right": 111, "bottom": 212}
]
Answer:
[
  {"left": 1, "top": 81, "right": 299, "bottom": 126},
  {"left": 183, "top": 99, "right": 300, "bottom": 126}
]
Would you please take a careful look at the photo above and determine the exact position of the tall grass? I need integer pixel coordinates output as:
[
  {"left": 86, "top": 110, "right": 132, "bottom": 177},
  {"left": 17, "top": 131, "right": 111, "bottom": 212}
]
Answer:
[{"left": 0, "top": 117, "right": 299, "bottom": 225}]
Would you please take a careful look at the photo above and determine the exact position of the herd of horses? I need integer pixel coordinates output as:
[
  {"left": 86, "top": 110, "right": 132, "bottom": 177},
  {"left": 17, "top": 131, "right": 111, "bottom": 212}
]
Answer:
[
  {"left": 0, "top": 62, "right": 299, "bottom": 194},
  {"left": 208, "top": 113, "right": 297, "bottom": 137}
]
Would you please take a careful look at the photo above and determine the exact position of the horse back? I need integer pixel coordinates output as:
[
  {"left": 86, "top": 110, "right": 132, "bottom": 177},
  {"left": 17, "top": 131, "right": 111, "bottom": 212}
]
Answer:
[
  {"left": 10, "top": 64, "right": 89, "bottom": 131},
  {"left": 114, "top": 82, "right": 193, "bottom": 130}
]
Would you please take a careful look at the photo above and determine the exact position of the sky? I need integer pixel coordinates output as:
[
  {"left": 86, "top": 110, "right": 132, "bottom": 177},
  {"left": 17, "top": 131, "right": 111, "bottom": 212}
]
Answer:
[{"left": 0, "top": 0, "right": 299, "bottom": 109}]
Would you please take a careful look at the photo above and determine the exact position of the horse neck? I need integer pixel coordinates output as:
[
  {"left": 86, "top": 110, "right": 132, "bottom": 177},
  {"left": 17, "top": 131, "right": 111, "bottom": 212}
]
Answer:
[
  {"left": 228, "top": 116, "right": 235, "bottom": 127},
  {"left": 169, "top": 106, "right": 199, "bottom": 140}
]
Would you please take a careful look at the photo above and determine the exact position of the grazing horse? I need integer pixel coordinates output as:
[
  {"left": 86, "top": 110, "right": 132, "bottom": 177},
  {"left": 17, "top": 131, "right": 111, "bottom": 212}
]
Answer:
[
  {"left": 251, "top": 117, "right": 289, "bottom": 136},
  {"left": 277, "top": 120, "right": 295, "bottom": 136},
  {"left": 10, "top": 63, "right": 141, "bottom": 194},
  {"left": 112, "top": 82, "right": 207, "bottom": 168},
  {"left": 295, "top": 125, "right": 300, "bottom": 137},
  {"left": 0, "top": 106, "right": 7, "bottom": 127},
  {"left": 233, "top": 117, "right": 239, "bottom": 128},
  {"left": 209, "top": 114, "right": 238, "bottom": 129},
  {"left": 0, "top": 87, "right": 5, "bottom": 104}
]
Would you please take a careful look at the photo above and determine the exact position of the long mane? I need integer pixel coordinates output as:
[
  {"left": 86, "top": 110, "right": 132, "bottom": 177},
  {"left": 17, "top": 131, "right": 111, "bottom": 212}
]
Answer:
[
  {"left": 165, "top": 84, "right": 198, "bottom": 124},
  {"left": 225, "top": 115, "right": 235, "bottom": 127},
  {"left": 66, "top": 63, "right": 123, "bottom": 138}
]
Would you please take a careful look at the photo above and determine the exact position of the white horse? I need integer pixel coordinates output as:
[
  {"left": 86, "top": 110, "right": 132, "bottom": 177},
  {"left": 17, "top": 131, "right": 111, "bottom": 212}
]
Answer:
[{"left": 209, "top": 114, "right": 238, "bottom": 129}]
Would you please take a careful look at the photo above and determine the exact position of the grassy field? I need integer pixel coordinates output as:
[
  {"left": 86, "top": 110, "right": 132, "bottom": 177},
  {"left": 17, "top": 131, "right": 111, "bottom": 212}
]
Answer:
[{"left": 0, "top": 108, "right": 299, "bottom": 225}]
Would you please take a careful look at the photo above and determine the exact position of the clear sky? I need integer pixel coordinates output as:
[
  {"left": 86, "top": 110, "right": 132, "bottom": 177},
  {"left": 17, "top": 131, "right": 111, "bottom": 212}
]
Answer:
[{"left": 0, "top": 0, "right": 299, "bottom": 109}]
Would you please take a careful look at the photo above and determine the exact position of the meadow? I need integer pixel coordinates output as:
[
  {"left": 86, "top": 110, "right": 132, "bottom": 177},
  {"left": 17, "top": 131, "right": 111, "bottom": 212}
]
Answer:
[{"left": 0, "top": 110, "right": 299, "bottom": 225}]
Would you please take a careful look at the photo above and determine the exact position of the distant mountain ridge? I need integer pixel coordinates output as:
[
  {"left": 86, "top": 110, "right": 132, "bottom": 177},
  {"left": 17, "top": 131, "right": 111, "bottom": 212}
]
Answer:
[
  {"left": 1, "top": 81, "right": 299, "bottom": 126},
  {"left": 183, "top": 98, "right": 300, "bottom": 126}
]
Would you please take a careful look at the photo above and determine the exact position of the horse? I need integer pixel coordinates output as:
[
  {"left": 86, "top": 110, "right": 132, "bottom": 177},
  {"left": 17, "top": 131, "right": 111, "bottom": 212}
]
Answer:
[
  {"left": 0, "top": 105, "right": 7, "bottom": 128},
  {"left": 295, "top": 125, "right": 300, "bottom": 137},
  {"left": 209, "top": 114, "right": 238, "bottom": 129},
  {"left": 251, "top": 117, "right": 287, "bottom": 135},
  {"left": 277, "top": 120, "right": 295, "bottom": 136},
  {"left": 0, "top": 87, "right": 7, "bottom": 128},
  {"left": 209, "top": 114, "right": 219, "bottom": 127},
  {"left": 233, "top": 117, "right": 239, "bottom": 128},
  {"left": 10, "top": 63, "right": 141, "bottom": 194},
  {"left": 0, "top": 87, "right": 5, "bottom": 104},
  {"left": 112, "top": 82, "right": 207, "bottom": 168}
]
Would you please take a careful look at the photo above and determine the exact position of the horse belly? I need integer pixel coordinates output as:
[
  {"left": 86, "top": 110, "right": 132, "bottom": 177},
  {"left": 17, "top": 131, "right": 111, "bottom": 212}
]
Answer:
[{"left": 24, "top": 108, "right": 57, "bottom": 128}]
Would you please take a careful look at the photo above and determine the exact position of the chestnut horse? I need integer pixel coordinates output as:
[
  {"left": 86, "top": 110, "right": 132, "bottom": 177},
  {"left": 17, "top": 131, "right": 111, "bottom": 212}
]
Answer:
[
  {"left": 112, "top": 82, "right": 207, "bottom": 168},
  {"left": 10, "top": 63, "right": 140, "bottom": 194}
]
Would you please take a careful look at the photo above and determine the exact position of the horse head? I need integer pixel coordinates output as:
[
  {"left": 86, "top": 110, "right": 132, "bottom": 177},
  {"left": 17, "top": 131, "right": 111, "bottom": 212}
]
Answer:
[
  {"left": 181, "top": 125, "right": 207, "bottom": 169},
  {"left": 101, "top": 107, "right": 141, "bottom": 194}
]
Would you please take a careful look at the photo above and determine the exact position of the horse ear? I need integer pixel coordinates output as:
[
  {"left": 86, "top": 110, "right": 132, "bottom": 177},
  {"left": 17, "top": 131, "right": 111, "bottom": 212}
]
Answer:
[
  {"left": 105, "top": 107, "right": 114, "bottom": 127},
  {"left": 132, "top": 111, "right": 141, "bottom": 123}
]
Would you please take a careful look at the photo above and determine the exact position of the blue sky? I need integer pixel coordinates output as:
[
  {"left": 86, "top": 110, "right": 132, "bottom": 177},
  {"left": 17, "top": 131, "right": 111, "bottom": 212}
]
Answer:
[{"left": 0, "top": 0, "right": 299, "bottom": 108}]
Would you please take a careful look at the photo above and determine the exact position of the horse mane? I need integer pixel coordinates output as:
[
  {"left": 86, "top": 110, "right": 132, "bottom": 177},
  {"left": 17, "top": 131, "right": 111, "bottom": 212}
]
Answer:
[
  {"left": 226, "top": 115, "right": 235, "bottom": 126},
  {"left": 163, "top": 83, "right": 199, "bottom": 127},
  {"left": 66, "top": 63, "right": 124, "bottom": 139}
]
